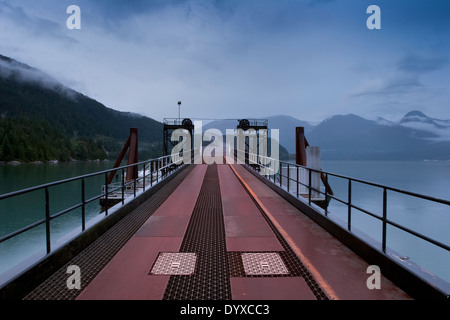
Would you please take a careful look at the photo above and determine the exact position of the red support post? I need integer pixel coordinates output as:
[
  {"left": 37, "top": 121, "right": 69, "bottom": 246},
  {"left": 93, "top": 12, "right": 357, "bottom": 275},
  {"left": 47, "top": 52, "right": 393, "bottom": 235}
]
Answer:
[{"left": 107, "top": 128, "right": 139, "bottom": 185}]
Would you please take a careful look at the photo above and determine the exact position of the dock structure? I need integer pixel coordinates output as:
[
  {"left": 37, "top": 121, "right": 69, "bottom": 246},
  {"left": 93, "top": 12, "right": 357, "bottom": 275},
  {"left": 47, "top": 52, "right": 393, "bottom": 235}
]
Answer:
[
  {"left": 19, "top": 161, "right": 410, "bottom": 300},
  {"left": 1, "top": 123, "right": 449, "bottom": 303}
]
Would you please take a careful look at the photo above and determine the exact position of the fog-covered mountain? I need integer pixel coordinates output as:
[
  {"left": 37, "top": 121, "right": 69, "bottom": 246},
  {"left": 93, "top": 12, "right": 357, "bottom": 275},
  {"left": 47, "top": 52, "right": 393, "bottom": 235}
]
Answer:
[
  {"left": 0, "top": 54, "right": 163, "bottom": 162},
  {"left": 203, "top": 111, "right": 450, "bottom": 160},
  {"left": 305, "top": 111, "right": 450, "bottom": 160},
  {"left": 308, "top": 115, "right": 435, "bottom": 160},
  {"left": 398, "top": 110, "right": 450, "bottom": 142}
]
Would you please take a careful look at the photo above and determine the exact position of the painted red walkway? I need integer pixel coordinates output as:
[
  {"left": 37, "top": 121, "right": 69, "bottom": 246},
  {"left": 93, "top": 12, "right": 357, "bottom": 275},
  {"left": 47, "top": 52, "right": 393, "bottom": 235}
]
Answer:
[{"left": 77, "top": 164, "right": 410, "bottom": 300}]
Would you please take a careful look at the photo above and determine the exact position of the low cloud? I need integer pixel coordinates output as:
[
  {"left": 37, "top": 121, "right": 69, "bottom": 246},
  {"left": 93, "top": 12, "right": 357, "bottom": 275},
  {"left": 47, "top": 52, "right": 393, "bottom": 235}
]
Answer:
[
  {"left": 1, "top": 1, "right": 450, "bottom": 123},
  {"left": 0, "top": 1, "right": 76, "bottom": 44},
  {"left": 400, "top": 121, "right": 450, "bottom": 142},
  {"left": 397, "top": 54, "right": 448, "bottom": 75},
  {"left": 0, "top": 56, "right": 78, "bottom": 99},
  {"left": 350, "top": 74, "right": 423, "bottom": 98},
  {"left": 350, "top": 53, "right": 448, "bottom": 98}
]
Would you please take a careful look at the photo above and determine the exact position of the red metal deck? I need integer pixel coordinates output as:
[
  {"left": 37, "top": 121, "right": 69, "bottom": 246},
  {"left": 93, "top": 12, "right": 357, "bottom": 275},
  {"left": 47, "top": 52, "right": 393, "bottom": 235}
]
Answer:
[{"left": 76, "top": 164, "right": 411, "bottom": 300}]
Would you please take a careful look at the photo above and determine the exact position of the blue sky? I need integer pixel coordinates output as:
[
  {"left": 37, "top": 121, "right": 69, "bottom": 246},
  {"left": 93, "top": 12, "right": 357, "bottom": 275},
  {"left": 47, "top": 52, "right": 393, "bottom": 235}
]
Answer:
[{"left": 1, "top": 0, "right": 449, "bottom": 123}]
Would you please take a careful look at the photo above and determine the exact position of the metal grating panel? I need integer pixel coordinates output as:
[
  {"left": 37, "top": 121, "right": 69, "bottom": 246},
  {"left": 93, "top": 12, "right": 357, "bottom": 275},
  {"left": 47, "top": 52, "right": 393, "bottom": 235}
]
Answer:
[
  {"left": 23, "top": 165, "right": 194, "bottom": 300},
  {"left": 163, "top": 164, "right": 232, "bottom": 300},
  {"left": 241, "top": 252, "right": 289, "bottom": 276},
  {"left": 151, "top": 253, "right": 197, "bottom": 275},
  {"left": 230, "top": 166, "right": 330, "bottom": 300}
]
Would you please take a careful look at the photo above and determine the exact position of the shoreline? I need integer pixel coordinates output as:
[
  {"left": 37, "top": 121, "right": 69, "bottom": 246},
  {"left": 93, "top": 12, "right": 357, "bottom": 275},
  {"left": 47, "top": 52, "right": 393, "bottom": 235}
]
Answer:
[{"left": 0, "top": 159, "right": 110, "bottom": 166}]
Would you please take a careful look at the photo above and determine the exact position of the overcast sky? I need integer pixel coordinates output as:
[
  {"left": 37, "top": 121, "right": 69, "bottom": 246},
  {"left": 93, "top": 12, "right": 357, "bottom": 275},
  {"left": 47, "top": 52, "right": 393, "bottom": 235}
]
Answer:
[{"left": 1, "top": 0, "right": 450, "bottom": 123}]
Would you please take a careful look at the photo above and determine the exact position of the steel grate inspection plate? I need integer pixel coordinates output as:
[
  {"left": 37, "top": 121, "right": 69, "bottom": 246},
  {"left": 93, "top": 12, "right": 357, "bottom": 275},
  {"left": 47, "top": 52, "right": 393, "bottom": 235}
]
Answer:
[
  {"left": 241, "top": 252, "right": 289, "bottom": 276},
  {"left": 150, "top": 252, "right": 197, "bottom": 275}
]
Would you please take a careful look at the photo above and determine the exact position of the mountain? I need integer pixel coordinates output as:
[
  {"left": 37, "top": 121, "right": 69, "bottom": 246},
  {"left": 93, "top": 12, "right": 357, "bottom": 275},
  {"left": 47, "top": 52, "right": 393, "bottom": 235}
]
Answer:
[
  {"left": 0, "top": 54, "right": 163, "bottom": 162},
  {"left": 398, "top": 110, "right": 450, "bottom": 141},
  {"left": 201, "top": 111, "right": 450, "bottom": 160},
  {"left": 401, "top": 110, "right": 440, "bottom": 126},
  {"left": 306, "top": 113, "right": 450, "bottom": 160}
]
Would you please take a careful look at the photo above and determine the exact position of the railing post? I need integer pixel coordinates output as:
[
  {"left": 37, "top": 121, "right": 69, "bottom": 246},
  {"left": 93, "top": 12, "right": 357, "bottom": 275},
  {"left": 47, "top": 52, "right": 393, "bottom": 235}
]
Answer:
[
  {"left": 272, "top": 162, "right": 275, "bottom": 183},
  {"left": 296, "top": 165, "right": 299, "bottom": 199},
  {"left": 164, "top": 157, "right": 167, "bottom": 176},
  {"left": 308, "top": 169, "right": 312, "bottom": 205},
  {"left": 324, "top": 173, "right": 328, "bottom": 216},
  {"left": 121, "top": 168, "right": 125, "bottom": 205},
  {"left": 156, "top": 159, "right": 159, "bottom": 182},
  {"left": 81, "top": 178, "right": 86, "bottom": 232},
  {"left": 273, "top": 158, "right": 277, "bottom": 184},
  {"left": 279, "top": 163, "right": 282, "bottom": 188},
  {"left": 382, "top": 188, "right": 387, "bottom": 253},
  {"left": 348, "top": 179, "right": 352, "bottom": 231},
  {"left": 151, "top": 160, "right": 154, "bottom": 186},
  {"left": 45, "top": 187, "right": 51, "bottom": 254},
  {"left": 133, "top": 175, "right": 137, "bottom": 198},
  {"left": 105, "top": 172, "right": 109, "bottom": 216},
  {"left": 143, "top": 163, "right": 146, "bottom": 192},
  {"left": 287, "top": 163, "right": 290, "bottom": 193}
]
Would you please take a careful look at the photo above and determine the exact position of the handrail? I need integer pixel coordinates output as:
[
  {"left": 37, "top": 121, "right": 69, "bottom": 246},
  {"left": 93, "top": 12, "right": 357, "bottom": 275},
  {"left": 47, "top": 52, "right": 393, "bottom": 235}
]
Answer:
[
  {"left": 246, "top": 153, "right": 450, "bottom": 254},
  {"left": 0, "top": 153, "right": 186, "bottom": 257},
  {"left": 253, "top": 153, "right": 450, "bottom": 205},
  {"left": 0, "top": 156, "right": 172, "bottom": 201}
]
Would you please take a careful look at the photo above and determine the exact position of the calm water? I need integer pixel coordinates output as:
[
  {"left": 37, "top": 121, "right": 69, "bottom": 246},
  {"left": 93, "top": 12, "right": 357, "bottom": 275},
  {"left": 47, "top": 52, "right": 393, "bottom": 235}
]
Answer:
[
  {"left": 0, "top": 160, "right": 449, "bottom": 287},
  {"left": 0, "top": 161, "right": 113, "bottom": 285},
  {"left": 321, "top": 160, "right": 450, "bottom": 286}
]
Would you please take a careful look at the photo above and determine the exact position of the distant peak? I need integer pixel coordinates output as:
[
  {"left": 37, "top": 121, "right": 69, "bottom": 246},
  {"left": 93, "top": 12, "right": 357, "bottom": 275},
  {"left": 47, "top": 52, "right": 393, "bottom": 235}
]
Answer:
[
  {"left": 400, "top": 110, "right": 444, "bottom": 128},
  {"left": 0, "top": 54, "right": 13, "bottom": 63},
  {"left": 400, "top": 110, "right": 433, "bottom": 124},
  {"left": 403, "top": 110, "right": 428, "bottom": 119},
  {"left": 323, "top": 113, "right": 367, "bottom": 122}
]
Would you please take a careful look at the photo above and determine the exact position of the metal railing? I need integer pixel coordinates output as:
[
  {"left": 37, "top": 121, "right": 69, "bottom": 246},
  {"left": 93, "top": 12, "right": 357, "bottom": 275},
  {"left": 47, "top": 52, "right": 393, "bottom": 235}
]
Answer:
[
  {"left": 0, "top": 154, "right": 184, "bottom": 258},
  {"left": 239, "top": 119, "right": 269, "bottom": 127},
  {"left": 247, "top": 154, "right": 450, "bottom": 256},
  {"left": 163, "top": 118, "right": 193, "bottom": 126}
]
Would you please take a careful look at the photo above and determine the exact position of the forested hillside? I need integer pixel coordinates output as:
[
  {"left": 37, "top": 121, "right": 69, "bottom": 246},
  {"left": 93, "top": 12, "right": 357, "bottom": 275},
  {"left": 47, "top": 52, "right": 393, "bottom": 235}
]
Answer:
[{"left": 0, "top": 55, "right": 163, "bottom": 162}]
